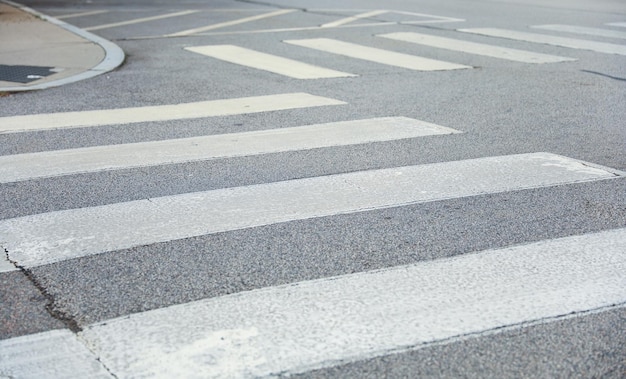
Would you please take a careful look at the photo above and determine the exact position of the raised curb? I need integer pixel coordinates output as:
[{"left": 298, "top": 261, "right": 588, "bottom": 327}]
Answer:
[{"left": 0, "top": 0, "right": 125, "bottom": 92}]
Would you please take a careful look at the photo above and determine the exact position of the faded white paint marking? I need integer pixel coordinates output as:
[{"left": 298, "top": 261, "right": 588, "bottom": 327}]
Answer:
[
  {"left": 0, "top": 93, "right": 345, "bottom": 134},
  {"left": 458, "top": 28, "right": 626, "bottom": 55},
  {"left": 84, "top": 10, "right": 199, "bottom": 31},
  {"left": 0, "top": 117, "right": 458, "bottom": 183},
  {"left": 0, "top": 253, "right": 18, "bottom": 273},
  {"left": 606, "top": 22, "right": 626, "bottom": 28},
  {"left": 0, "top": 153, "right": 620, "bottom": 268},
  {"left": 320, "top": 10, "right": 388, "bottom": 28},
  {"left": 80, "top": 228, "right": 626, "bottom": 378},
  {"left": 532, "top": 24, "right": 626, "bottom": 40},
  {"left": 378, "top": 32, "right": 576, "bottom": 63},
  {"left": 185, "top": 45, "right": 355, "bottom": 79},
  {"left": 283, "top": 38, "right": 470, "bottom": 71},
  {"left": 56, "top": 10, "right": 109, "bottom": 19},
  {"left": 0, "top": 329, "right": 113, "bottom": 378},
  {"left": 166, "top": 9, "right": 296, "bottom": 37}
]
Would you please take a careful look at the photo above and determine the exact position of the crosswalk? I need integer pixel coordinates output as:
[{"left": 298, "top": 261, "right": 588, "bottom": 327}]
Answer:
[
  {"left": 2, "top": 9, "right": 626, "bottom": 378},
  {"left": 45, "top": 6, "right": 626, "bottom": 79},
  {"left": 1, "top": 89, "right": 625, "bottom": 377},
  {"left": 180, "top": 24, "right": 625, "bottom": 78}
]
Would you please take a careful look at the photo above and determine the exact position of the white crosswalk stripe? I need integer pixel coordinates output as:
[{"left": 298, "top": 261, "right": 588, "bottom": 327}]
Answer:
[
  {"left": 531, "top": 24, "right": 626, "bottom": 40},
  {"left": 283, "top": 38, "right": 471, "bottom": 71},
  {"left": 378, "top": 32, "right": 576, "bottom": 63},
  {"left": 0, "top": 93, "right": 345, "bottom": 134},
  {"left": 1, "top": 152, "right": 620, "bottom": 268},
  {"left": 606, "top": 22, "right": 626, "bottom": 28},
  {"left": 184, "top": 44, "right": 356, "bottom": 79},
  {"left": 2, "top": 228, "right": 625, "bottom": 378},
  {"left": 458, "top": 27, "right": 626, "bottom": 55},
  {"left": 0, "top": 117, "right": 458, "bottom": 183}
]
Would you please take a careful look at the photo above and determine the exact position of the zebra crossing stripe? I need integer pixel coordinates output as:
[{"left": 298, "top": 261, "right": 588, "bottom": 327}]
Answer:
[
  {"left": 0, "top": 329, "right": 112, "bottom": 378},
  {"left": 0, "top": 117, "right": 459, "bottom": 184},
  {"left": 531, "top": 25, "right": 626, "bottom": 40},
  {"left": 283, "top": 38, "right": 471, "bottom": 71},
  {"left": 606, "top": 22, "right": 626, "bottom": 28},
  {"left": 0, "top": 93, "right": 345, "bottom": 134},
  {"left": 79, "top": 228, "right": 626, "bottom": 377},
  {"left": 1, "top": 153, "right": 620, "bottom": 268},
  {"left": 184, "top": 45, "right": 356, "bottom": 79},
  {"left": 378, "top": 32, "right": 576, "bottom": 63},
  {"left": 458, "top": 28, "right": 626, "bottom": 55}
]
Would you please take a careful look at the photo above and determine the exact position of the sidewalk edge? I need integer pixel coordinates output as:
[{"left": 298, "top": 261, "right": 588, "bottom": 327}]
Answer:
[{"left": 1, "top": 0, "right": 125, "bottom": 92}]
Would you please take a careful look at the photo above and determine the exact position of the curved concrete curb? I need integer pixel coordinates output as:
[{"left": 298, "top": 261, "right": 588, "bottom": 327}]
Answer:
[{"left": 1, "top": 0, "right": 125, "bottom": 92}]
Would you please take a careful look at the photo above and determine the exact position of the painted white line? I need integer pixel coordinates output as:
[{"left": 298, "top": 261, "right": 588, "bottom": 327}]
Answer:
[
  {"left": 0, "top": 254, "right": 18, "bottom": 273},
  {"left": 0, "top": 117, "right": 458, "bottom": 184},
  {"left": 84, "top": 10, "right": 199, "bottom": 31},
  {"left": 184, "top": 45, "right": 356, "bottom": 79},
  {"left": 531, "top": 24, "right": 626, "bottom": 40},
  {"left": 321, "top": 10, "right": 388, "bottom": 28},
  {"left": 1, "top": 153, "right": 620, "bottom": 268},
  {"left": 606, "top": 22, "right": 626, "bottom": 28},
  {"left": 389, "top": 10, "right": 465, "bottom": 23},
  {"left": 378, "top": 32, "right": 576, "bottom": 63},
  {"left": 283, "top": 38, "right": 470, "bottom": 71},
  {"left": 458, "top": 28, "right": 626, "bottom": 56},
  {"left": 0, "top": 329, "right": 113, "bottom": 378},
  {"left": 166, "top": 9, "right": 296, "bottom": 37},
  {"left": 56, "top": 10, "right": 108, "bottom": 19},
  {"left": 79, "top": 228, "right": 626, "bottom": 378},
  {"left": 0, "top": 93, "right": 345, "bottom": 134}
]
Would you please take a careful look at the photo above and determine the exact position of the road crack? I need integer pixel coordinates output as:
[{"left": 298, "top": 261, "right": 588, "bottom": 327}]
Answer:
[{"left": 3, "top": 245, "right": 82, "bottom": 333}]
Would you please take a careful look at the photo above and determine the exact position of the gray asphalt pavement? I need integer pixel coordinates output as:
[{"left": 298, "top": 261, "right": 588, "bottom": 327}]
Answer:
[{"left": 1, "top": 0, "right": 625, "bottom": 377}]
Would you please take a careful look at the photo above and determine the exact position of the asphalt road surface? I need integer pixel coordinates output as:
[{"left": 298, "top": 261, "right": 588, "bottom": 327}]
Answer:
[{"left": 1, "top": 0, "right": 625, "bottom": 377}]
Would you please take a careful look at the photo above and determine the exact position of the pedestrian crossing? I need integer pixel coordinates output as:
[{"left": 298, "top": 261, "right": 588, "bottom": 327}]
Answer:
[
  {"left": 0, "top": 92, "right": 344, "bottom": 133},
  {"left": 178, "top": 23, "right": 626, "bottom": 78},
  {"left": 1, "top": 90, "right": 625, "bottom": 377},
  {"left": 0, "top": 117, "right": 458, "bottom": 183},
  {"left": 3, "top": 11, "right": 626, "bottom": 377},
  {"left": 282, "top": 38, "right": 471, "bottom": 71},
  {"left": 377, "top": 32, "right": 576, "bottom": 63},
  {"left": 184, "top": 45, "right": 356, "bottom": 79},
  {"left": 458, "top": 28, "right": 626, "bottom": 55}
]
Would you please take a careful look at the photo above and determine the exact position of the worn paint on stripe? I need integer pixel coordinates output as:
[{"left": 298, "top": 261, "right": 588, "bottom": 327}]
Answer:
[
  {"left": 84, "top": 10, "right": 199, "bottom": 31},
  {"left": 78, "top": 228, "right": 626, "bottom": 378},
  {"left": 0, "top": 117, "right": 458, "bottom": 183},
  {"left": 321, "top": 10, "right": 388, "bottom": 28},
  {"left": 56, "top": 10, "right": 109, "bottom": 19},
  {"left": 378, "top": 32, "right": 576, "bottom": 63},
  {"left": 531, "top": 24, "right": 626, "bottom": 40},
  {"left": 606, "top": 22, "right": 626, "bottom": 28},
  {"left": 166, "top": 9, "right": 296, "bottom": 37},
  {"left": 0, "top": 329, "right": 113, "bottom": 378},
  {"left": 185, "top": 45, "right": 356, "bottom": 79},
  {"left": 458, "top": 28, "right": 626, "bottom": 55},
  {"left": 0, "top": 153, "right": 620, "bottom": 268},
  {"left": 0, "top": 93, "right": 345, "bottom": 134},
  {"left": 0, "top": 254, "right": 17, "bottom": 273},
  {"left": 283, "top": 38, "right": 471, "bottom": 71}
]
